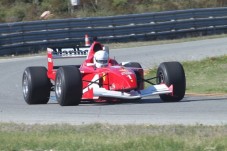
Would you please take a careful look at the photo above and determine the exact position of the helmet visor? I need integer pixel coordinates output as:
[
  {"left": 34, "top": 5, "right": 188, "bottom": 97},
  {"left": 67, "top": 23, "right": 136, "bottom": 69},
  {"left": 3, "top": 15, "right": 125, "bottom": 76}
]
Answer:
[{"left": 95, "top": 59, "right": 108, "bottom": 64}]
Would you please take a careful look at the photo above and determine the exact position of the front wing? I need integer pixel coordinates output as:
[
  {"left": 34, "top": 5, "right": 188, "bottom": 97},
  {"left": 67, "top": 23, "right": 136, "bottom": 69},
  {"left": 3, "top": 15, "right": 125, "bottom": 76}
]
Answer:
[{"left": 93, "top": 84, "right": 173, "bottom": 99}]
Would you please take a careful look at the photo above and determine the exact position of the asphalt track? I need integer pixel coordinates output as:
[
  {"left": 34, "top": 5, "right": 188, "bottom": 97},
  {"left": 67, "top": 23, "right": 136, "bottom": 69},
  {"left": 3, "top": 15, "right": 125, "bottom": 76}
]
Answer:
[{"left": 0, "top": 37, "right": 227, "bottom": 125}]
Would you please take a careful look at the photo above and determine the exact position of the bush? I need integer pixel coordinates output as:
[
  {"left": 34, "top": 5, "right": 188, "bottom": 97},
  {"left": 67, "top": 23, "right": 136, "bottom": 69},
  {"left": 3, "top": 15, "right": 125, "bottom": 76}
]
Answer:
[
  {"left": 5, "top": 2, "right": 27, "bottom": 22},
  {"left": 41, "top": 0, "right": 68, "bottom": 14},
  {"left": 1, "top": 0, "right": 227, "bottom": 22}
]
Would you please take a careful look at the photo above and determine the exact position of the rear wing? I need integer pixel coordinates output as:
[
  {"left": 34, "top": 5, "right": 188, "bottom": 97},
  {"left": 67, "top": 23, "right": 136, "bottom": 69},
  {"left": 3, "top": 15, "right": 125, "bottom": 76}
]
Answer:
[
  {"left": 47, "top": 46, "right": 90, "bottom": 79},
  {"left": 47, "top": 46, "right": 90, "bottom": 59}
]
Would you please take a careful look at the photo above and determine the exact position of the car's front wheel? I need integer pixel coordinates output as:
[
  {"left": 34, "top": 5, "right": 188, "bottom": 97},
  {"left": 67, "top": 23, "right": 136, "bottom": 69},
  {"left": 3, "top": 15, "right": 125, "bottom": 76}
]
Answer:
[
  {"left": 157, "top": 62, "right": 186, "bottom": 102},
  {"left": 55, "top": 66, "right": 82, "bottom": 106}
]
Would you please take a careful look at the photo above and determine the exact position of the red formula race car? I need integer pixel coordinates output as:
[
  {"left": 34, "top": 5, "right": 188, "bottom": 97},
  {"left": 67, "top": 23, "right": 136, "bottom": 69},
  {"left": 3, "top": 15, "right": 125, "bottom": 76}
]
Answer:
[{"left": 22, "top": 40, "right": 186, "bottom": 106}]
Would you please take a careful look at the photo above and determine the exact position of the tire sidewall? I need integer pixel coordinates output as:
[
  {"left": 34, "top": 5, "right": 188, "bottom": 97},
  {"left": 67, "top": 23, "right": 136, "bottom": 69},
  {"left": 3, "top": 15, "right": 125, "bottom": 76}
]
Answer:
[
  {"left": 157, "top": 62, "right": 186, "bottom": 102},
  {"left": 55, "top": 68, "right": 65, "bottom": 105},
  {"left": 22, "top": 67, "right": 51, "bottom": 104},
  {"left": 55, "top": 66, "right": 82, "bottom": 106},
  {"left": 157, "top": 63, "right": 170, "bottom": 86},
  {"left": 22, "top": 68, "right": 32, "bottom": 103}
]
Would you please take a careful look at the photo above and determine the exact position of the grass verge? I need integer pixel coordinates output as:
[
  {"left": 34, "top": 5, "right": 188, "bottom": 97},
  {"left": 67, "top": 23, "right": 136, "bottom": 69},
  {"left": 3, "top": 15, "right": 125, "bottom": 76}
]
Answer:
[
  {"left": 1, "top": 123, "right": 227, "bottom": 151},
  {"left": 145, "top": 55, "right": 227, "bottom": 94}
]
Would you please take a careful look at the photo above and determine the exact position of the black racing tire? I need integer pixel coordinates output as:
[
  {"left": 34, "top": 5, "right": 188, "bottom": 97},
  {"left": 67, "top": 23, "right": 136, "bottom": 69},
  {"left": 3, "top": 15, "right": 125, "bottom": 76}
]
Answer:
[
  {"left": 123, "top": 62, "right": 143, "bottom": 91},
  {"left": 55, "top": 66, "right": 82, "bottom": 106},
  {"left": 122, "top": 62, "right": 142, "bottom": 68},
  {"left": 157, "top": 62, "right": 186, "bottom": 102},
  {"left": 22, "top": 67, "right": 51, "bottom": 104}
]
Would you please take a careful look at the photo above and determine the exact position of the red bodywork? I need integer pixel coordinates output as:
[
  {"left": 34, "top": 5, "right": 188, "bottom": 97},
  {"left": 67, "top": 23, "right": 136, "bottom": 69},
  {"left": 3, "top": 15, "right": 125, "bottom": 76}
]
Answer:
[{"left": 47, "top": 41, "right": 144, "bottom": 101}]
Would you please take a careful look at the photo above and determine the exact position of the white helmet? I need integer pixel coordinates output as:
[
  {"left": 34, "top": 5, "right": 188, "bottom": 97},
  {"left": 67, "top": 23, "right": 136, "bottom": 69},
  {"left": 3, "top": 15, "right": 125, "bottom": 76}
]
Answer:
[{"left": 94, "top": 50, "right": 109, "bottom": 68}]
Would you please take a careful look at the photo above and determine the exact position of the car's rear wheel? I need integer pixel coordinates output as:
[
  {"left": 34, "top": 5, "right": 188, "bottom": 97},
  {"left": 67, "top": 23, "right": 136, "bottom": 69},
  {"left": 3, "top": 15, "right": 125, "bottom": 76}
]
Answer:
[
  {"left": 55, "top": 66, "right": 82, "bottom": 106},
  {"left": 22, "top": 67, "right": 51, "bottom": 104},
  {"left": 122, "top": 62, "right": 143, "bottom": 90},
  {"left": 122, "top": 62, "right": 142, "bottom": 68},
  {"left": 157, "top": 62, "right": 186, "bottom": 102}
]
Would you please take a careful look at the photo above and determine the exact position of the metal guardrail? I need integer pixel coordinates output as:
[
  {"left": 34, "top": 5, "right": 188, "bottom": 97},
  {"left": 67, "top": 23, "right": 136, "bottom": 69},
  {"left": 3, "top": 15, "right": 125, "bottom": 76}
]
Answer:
[{"left": 1, "top": 7, "right": 227, "bottom": 55}]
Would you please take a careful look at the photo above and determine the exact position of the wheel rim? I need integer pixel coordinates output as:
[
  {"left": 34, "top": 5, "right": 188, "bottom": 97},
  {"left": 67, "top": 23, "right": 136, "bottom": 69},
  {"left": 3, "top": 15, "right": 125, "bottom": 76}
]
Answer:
[
  {"left": 158, "top": 71, "right": 164, "bottom": 84},
  {"left": 22, "top": 73, "right": 29, "bottom": 98},
  {"left": 55, "top": 75, "right": 62, "bottom": 97}
]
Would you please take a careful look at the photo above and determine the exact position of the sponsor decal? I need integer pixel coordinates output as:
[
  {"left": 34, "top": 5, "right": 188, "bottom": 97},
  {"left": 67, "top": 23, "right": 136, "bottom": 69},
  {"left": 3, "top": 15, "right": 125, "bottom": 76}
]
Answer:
[
  {"left": 127, "top": 75, "right": 133, "bottom": 82},
  {"left": 120, "top": 68, "right": 133, "bottom": 75},
  {"left": 121, "top": 71, "right": 133, "bottom": 75},
  {"left": 102, "top": 73, "right": 106, "bottom": 82},
  {"left": 54, "top": 47, "right": 89, "bottom": 56},
  {"left": 48, "top": 58, "right": 52, "bottom": 63},
  {"left": 83, "top": 74, "right": 99, "bottom": 93}
]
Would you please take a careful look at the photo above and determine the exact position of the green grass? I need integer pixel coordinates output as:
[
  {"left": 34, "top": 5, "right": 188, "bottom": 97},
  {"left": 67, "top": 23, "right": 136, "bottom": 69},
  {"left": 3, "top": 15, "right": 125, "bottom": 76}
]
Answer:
[
  {"left": 1, "top": 123, "right": 227, "bottom": 151},
  {"left": 146, "top": 55, "right": 227, "bottom": 94},
  {"left": 184, "top": 56, "right": 227, "bottom": 94}
]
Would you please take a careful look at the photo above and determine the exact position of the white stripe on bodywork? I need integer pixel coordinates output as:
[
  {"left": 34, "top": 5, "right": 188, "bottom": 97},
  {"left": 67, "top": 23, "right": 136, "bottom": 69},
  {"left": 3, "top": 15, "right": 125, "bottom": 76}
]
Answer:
[
  {"left": 93, "top": 84, "right": 172, "bottom": 99},
  {"left": 139, "top": 84, "right": 172, "bottom": 97}
]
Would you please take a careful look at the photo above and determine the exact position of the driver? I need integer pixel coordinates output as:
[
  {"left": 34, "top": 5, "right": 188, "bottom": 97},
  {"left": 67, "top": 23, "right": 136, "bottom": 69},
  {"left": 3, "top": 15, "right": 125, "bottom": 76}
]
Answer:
[{"left": 93, "top": 50, "right": 109, "bottom": 68}]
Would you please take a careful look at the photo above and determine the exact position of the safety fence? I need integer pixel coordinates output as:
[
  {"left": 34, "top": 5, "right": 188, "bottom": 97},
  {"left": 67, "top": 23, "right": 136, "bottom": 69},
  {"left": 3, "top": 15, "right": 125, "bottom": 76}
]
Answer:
[{"left": 0, "top": 7, "right": 227, "bottom": 55}]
